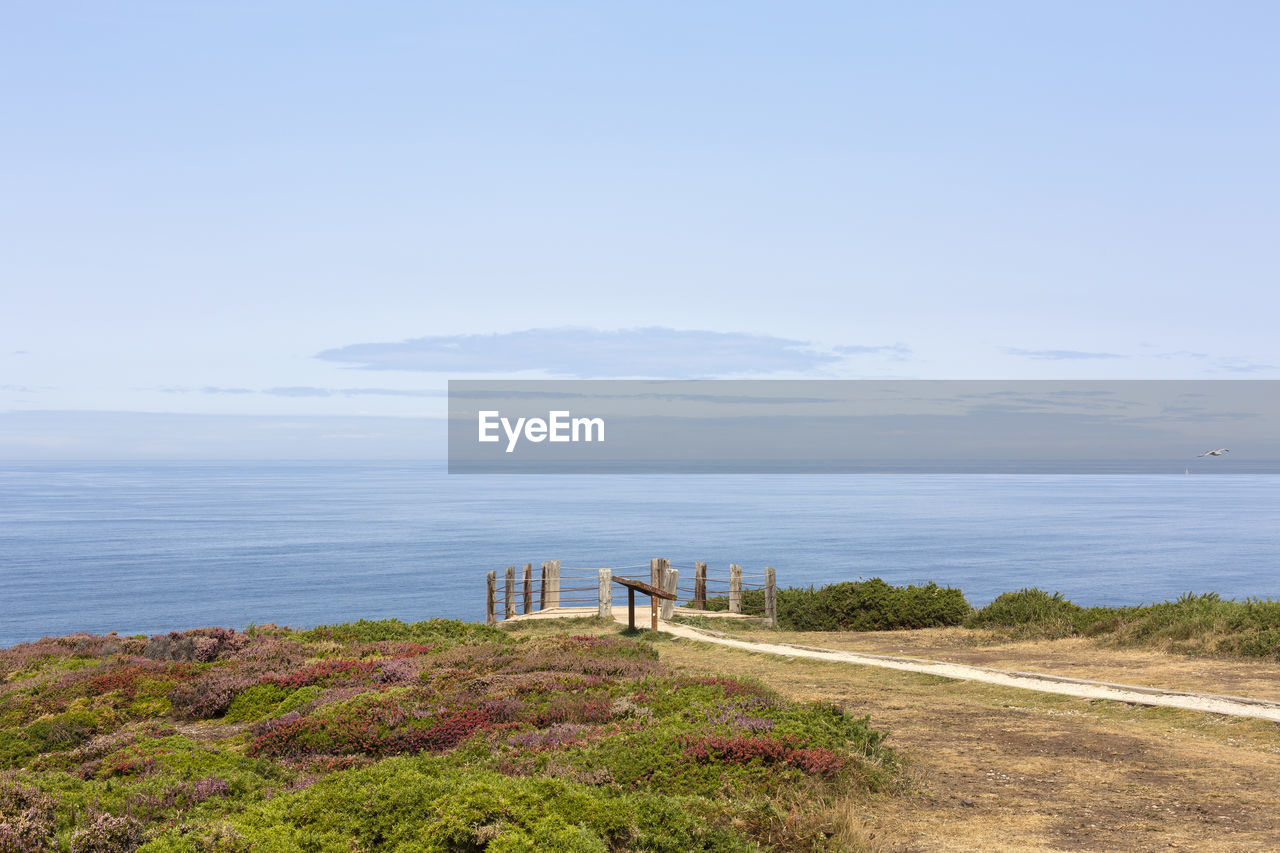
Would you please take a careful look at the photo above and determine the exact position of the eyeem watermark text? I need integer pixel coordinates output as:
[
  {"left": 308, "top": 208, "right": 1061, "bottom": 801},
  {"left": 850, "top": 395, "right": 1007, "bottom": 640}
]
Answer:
[{"left": 477, "top": 410, "right": 605, "bottom": 452}]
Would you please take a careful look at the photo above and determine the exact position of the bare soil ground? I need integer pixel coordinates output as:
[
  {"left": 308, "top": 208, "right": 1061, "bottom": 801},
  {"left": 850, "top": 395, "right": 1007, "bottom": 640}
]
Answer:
[
  {"left": 713, "top": 624, "right": 1280, "bottom": 705},
  {"left": 648, "top": 629, "right": 1280, "bottom": 852}
]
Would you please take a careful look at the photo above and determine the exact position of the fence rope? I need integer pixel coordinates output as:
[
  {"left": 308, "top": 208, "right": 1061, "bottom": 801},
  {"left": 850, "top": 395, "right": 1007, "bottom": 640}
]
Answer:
[{"left": 558, "top": 564, "right": 651, "bottom": 571}]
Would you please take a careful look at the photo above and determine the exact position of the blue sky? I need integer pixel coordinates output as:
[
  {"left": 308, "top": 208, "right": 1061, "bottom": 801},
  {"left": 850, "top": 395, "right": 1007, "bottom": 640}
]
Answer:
[{"left": 3, "top": 2, "right": 1278, "bottom": 457}]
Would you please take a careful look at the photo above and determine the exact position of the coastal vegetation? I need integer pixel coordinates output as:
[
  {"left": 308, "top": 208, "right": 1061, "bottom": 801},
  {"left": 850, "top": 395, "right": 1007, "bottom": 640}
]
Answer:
[
  {"left": 966, "top": 588, "right": 1280, "bottom": 658},
  {"left": 0, "top": 619, "right": 896, "bottom": 852},
  {"left": 700, "top": 579, "right": 1280, "bottom": 661},
  {"left": 700, "top": 579, "right": 970, "bottom": 631}
]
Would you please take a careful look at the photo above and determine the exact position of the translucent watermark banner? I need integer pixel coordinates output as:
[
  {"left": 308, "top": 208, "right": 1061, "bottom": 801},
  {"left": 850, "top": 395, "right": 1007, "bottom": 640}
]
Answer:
[{"left": 448, "top": 380, "right": 1280, "bottom": 474}]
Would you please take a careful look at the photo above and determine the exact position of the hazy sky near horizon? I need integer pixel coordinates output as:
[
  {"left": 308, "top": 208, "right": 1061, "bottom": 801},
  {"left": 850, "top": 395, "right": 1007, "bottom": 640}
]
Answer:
[{"left": 4, "top": 2, "right": 1278, "bottom": 457}]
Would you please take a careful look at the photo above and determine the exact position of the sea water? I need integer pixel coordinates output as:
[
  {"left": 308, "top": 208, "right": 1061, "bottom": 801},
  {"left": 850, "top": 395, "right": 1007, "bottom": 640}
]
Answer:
[{"left": 2, "top": 461, "right": 1278, "bottom": 647}]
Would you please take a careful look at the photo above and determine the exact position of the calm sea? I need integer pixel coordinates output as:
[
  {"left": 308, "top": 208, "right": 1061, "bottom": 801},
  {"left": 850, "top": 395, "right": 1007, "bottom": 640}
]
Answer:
[{"left": 2, "top": 462, "right": 1278, "bottom": 647}]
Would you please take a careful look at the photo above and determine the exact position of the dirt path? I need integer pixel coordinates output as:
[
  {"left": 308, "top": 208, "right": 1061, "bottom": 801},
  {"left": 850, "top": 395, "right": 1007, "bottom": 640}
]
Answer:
[
  {"left": 656, "top": 622, "right": 1280, "bottom": 722},
  {"left": 645, "top": 627, "right": 1280, "bottom": 852},
  {"left": 714, "top": 625, "right": 1280, "bottom": 705}
]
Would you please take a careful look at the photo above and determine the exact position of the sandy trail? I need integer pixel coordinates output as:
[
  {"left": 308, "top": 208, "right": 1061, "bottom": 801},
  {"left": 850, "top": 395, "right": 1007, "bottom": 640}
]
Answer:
[
  {"left": 651, "top": 620, "right": 1280, "bottom": 722},
  {"left": 509, "top": 605, "right": 1280, "bottom": 720}
]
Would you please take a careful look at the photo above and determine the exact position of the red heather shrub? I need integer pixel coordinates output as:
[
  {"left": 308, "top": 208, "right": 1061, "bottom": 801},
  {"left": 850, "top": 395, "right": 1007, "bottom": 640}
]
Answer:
[
  {"left": 788, "top": 747, "right": 849, "bottom": 777},
  {"left": 532, "top": 695, "right": 613, "bottom": 727},
  {"left": 86, "top": 665, "right": 159, "bottom": 700},
  {"left": 249, "top": 703, "right": 498, "bottom": 760},
  {"left": 249, "top": 714, "right": 329, "bottom": 758},
  {"left": 35, "top": 661, "right": 197, "bottom": 716},
  {"left": 680, "top": 676, "right": 773, "bottom": 699},
  {"left": 96, "top": 751, "right": 158, "bottom": 779},
  {"left": 681, "top": 735, "right": 849, "bottom": 779},
  {"left": 386, "top": 708, "right": 493, "bottom": 754},
  {"left": 264, "top": 659, "right": 377, "bottom": 689}
]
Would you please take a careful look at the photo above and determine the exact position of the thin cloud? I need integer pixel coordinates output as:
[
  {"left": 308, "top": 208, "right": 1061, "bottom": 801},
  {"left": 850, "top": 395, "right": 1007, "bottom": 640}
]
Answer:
[
  {"left": 258, "top": 387, "right": 445, "bottom": 398},
  {"left": 264, "top": 387, "right": 335, "bottom": 397},
  {"left": 1003, "top": 347, "right": 1127, "bottom": 360},
  {"left": 315, "top": 327, "right": 846, "bottom": 378},
  {"left": 335, "top": 388, "right": 444, "bottom": 397},
  {"left": 833, "top": 343, "right": 912, "bottom": 360},
  {"left": 1212, "top": 358, "right": 1277, "bottom": 374}
]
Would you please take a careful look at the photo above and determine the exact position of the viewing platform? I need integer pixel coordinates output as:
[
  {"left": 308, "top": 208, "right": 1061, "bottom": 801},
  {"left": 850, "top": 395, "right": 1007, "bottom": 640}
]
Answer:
[{"left": 485, "top": 558, "right": 778, "bottom": 630}]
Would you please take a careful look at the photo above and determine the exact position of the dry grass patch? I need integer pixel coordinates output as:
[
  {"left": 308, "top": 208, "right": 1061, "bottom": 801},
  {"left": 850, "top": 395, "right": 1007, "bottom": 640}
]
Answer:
[{"left": 654, "top": 633, "right": 1280, "bottom": 852}]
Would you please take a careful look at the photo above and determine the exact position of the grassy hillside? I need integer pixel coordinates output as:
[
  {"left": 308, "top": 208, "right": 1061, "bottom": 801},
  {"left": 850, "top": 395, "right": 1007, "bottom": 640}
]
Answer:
[
  {"left": 0, "top": 618, "right": 896, "bottom": 852},
  {"left": 966, "top": 588, "right": 1280, "bottom": 658}
]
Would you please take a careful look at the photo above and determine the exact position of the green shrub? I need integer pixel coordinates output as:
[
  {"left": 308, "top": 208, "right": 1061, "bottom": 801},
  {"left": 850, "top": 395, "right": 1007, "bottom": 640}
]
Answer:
[
  {"left": 965, "top": 588, "right": 1091, "bottom": 638},
  {"left": 965, "top": 589, "right": 1280, "bottom": 660},
  {"left": 1, "top": 710, "right": 101, "bottom": 768},
  {"left": 139, "top": 759, "right": 759, "bottom": 853},
  {"left": 704, "top": 579, "right": 970, "bottom": 631},
  {"left": 1103, "top": 593, "right": 1280, "bottom": 659},
  {"left": 223, "top": 684, "right": 292, "bottom": 723},
  {"left": 295, "top": 618, "right": 508, "bottom": 645},
  {"left": 274, "top": 685, "right": 323, "bottom": 716}
]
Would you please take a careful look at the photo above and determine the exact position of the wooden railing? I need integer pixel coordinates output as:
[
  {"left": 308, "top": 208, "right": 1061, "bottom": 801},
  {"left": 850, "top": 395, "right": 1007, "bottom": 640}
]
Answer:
[{"left": 485, "top": 558, "right": 777, "bottom": 627}]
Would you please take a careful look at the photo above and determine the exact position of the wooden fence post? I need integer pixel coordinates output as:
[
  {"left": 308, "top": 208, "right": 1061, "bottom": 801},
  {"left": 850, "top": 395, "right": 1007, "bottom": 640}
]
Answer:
[
  {"left": 485, "top": 571, "right": 497, "bottom": 625},
  {"left": 505, "top": 565, "right": 516, "bottom": 619},
  {"left": 729, "top": 564, "right": 742, "bottom": 614},
  {"left": 694, "top": 561, "right": 706, "bottom": 609},
  {"left": 765, "top": 566, "right": 777, "bottom": 627},
  {"left": 548, "top": 559, "right": 561, "bottom": 608},
  {"left": 540, "top": 562, "right": 548, "bottom": 610},
  {"left": 522, "top": 563, "right": 532, "bottom": 614},
  {"left": 650, "top": 557, "right": 660, "bottom": 589},
  {"left": 598, "top": 568, "right": 612, "bottom": 619},
  {"left": 660, "top": 564, "right": 677, "bottom": 620}
]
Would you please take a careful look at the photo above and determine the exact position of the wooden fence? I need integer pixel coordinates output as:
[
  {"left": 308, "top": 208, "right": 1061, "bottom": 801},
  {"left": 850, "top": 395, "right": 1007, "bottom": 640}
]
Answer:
[{"left": 485, "top": 559, "right": 777, "bottom": 627}]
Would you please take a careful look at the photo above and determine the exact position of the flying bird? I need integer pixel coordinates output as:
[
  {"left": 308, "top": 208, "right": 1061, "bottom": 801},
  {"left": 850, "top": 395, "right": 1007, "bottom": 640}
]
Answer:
[{"left": 1197, "top": 448, "right": 1229, "bottom": 457}]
